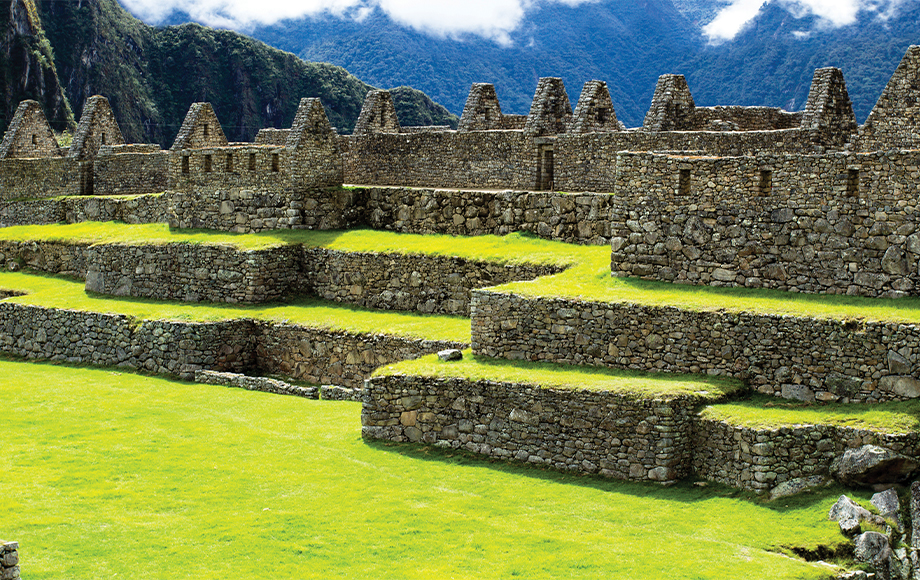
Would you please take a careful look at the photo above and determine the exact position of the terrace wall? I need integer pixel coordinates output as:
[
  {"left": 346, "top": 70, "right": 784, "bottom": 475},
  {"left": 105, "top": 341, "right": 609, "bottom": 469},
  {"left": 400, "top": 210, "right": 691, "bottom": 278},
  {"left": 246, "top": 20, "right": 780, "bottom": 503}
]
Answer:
[
  {"left": 362, "top": 374, "right": 697, "bottom": 483},
  {"left": 692, "top": 419, "right": 920, "bottom": 492},
  {"left": 609, "top": 150, "right": 920, "bottom": 298},
  {"left": 0, "top": 541, "right": 19, "bottom": 580},
  {"left": 0, "top": 239, "right": 558, "bottom": 313},
  {"left": 0, "top": 193, "right": 170, "bottom": 227},
  {"left": 471, "top": 290, "right": 920, "bottom": 404},
  {"left": 0, "top": 302, "right": 464, "bottom": 386}
]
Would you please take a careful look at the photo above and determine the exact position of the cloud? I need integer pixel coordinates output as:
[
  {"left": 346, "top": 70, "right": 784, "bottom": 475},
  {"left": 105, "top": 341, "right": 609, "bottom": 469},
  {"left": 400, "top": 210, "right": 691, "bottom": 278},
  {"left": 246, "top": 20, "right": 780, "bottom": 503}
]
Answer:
[
  {"left": 120, "top": 0, "right": 599, "bottom": 42},
  {"left": 702, "top": 0, "right": 914, "bottom": 42}
]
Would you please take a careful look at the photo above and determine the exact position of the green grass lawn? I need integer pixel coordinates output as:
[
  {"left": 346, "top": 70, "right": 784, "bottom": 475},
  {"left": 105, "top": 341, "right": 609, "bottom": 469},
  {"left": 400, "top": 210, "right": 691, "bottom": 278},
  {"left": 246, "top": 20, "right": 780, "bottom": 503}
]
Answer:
[
  {"left": 377, "top": 351, "right": 742, "bottom": 401},
  {"left": 1, "top": 358, "right": 860, "bottom": 580},
  {"left": 0, "top": 271, "right": 470, "bottom": 343},
  {"left": 701, "top": 395, "right": 920, "bottom": 434}
]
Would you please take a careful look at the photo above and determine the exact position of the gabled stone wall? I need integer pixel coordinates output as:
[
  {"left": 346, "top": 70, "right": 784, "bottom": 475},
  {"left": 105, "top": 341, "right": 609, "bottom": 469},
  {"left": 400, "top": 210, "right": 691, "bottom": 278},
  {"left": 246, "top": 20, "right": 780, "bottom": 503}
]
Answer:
[
  {"left": 93, "top": 145, "right": 167, "bottom": 196},
  {"left": 857, "top": 45, "right": 920, "bottom": 151}
]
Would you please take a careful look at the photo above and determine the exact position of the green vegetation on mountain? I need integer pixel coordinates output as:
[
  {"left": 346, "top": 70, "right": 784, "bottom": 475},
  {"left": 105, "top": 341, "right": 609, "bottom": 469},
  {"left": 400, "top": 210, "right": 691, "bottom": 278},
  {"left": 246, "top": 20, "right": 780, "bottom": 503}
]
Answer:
[
  {"left": 0, "top": 0, "right": 74, "bottom": 132},
  {"left": 1, "top": 0, "right": 456, "bottom": 145}
]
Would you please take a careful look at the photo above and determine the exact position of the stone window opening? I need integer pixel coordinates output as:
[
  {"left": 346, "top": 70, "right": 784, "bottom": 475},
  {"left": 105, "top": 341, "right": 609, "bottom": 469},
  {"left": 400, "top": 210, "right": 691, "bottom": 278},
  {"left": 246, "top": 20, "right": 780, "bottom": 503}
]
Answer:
[
  {"left": 536, "top": 146, "right": 554, "bottom": 191},
  {"left": 249, "top": 153, "right": 256, "bottom": 171},
  {"left": 596, "top": 108, "right": 608, "bottom": 125},
  {"left": 181, "top": 155, "right": 190, "bottom": 174},
  {"left": 204, "top": 154, "right": 213, "bottom": 173},
  {"left": 203, "top": 123, "right": 209, "bottom": 140},
  {"left": 271, "top": 153, "right": 279, "bottom": 172},
  {"left": 30, "top": 134, "right": 36, "bottom": 145},
  {"left": 847, "top": 168, "right": 860, "bottom": 197},
  {"left": 101, "top": 132, "right": 106, "bottom": 145},
  {"left": 759, "top": 169, "right": 773, "bottom": 196},
  {"left": 226, "top": 152, "right": 233, "bottom": 173},
  {"left": 678, "top": 168, "right": 691, "bottom": 196}
]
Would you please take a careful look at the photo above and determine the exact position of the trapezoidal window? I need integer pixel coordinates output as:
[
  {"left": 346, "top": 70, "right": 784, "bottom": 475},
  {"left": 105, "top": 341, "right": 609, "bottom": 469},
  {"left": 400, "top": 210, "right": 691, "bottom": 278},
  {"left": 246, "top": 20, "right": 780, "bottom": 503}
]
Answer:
[
  {"left": 271, "top": 153, "right": 280, "bottom": 172},
  {"left": 759, "top": 170, "right": 773, "bottom": 196},
  {"left": 249, "top": 153, "right": 257, "bottom": 171},
  {"left": 678, "top": 168, "right": 691, "bottom": 196},
  {"left": 203, "top": 124, "right": 210, "bottom": 140},
  {"left": 847, "top": 168, "right": 860, "bottom": 197},
  {"left": 31, "top": 134, "right": 36, "bottom": 145},
  {"left": 181, "top": 155, "right": 190, "bottom": 174},
  {"left": 226, "top": 152, "right": 233, "bottom": 172},
  {"left": 101, "top": 132, "right": 106, "bottom": 145},
  {"left": 204, "top": 154, "right": 213, "bottom": 173}
]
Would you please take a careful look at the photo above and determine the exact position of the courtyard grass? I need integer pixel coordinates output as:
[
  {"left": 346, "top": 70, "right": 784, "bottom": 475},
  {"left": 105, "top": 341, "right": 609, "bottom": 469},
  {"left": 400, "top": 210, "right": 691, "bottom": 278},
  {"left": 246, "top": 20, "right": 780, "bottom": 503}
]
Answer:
[
  {"left": 0, "top": 271, "right": 470, "bottom": 343},
  {"left": 701, "top": 394, "right": 920, "bottom": 434},
  {"left": 1, "top": 358, "right": 861, "bottom": 580},
  {"left": 375, "top": 351, "right": 742, "bottom": 401}
]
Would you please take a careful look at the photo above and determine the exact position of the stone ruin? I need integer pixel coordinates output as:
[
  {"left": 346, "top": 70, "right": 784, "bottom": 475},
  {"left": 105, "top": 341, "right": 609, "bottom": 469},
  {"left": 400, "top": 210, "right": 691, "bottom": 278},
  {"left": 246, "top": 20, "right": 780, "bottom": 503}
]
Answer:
[{"left": 2, "top": 47, "right": 920, "bottom": 512}]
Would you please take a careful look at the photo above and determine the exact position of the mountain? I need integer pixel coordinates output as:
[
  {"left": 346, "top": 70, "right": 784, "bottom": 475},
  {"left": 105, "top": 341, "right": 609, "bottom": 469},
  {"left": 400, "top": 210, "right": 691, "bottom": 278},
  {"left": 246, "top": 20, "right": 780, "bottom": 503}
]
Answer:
[
  {"left": 1, "top": 0, "right": 457, "bottom": 145},
  {"left": 252, "top": 0, "right": 701, "bottom": 127},
  {"left": 685, "top": 2, "right": 920, "bottom": 122},
  {"left": 245, "top": 0, "right": 919, "bottom": 126},
  {"left": 0, "top": 0, "right": 74, "bottom": 133}
]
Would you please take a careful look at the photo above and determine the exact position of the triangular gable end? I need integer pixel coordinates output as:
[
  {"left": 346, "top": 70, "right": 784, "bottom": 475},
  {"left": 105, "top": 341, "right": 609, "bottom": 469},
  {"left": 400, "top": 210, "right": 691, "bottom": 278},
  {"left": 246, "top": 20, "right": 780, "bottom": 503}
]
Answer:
[
  {"left": 858, "top": 45, "right": 920, "bottom": 151},
  {"left": 68, "top": 95, "right": 126, "bottom": 160},
  {"left": 458, "top": 84, "right": 503, "bottom": 132},
  {"left": 353, "top": 90, "right": 401, "bottom": 136},
  {"left": 568, "top": 81, "right": 620, "bottom": 134},
  {"left": 524, "top": 78, "right": 572, "bottom": 137},
  {"left": 285, "top": 98, "right": 336, "bottom": 150},
  {"left": 0, "top": 100, "right": 62, "bottom": 159},
  {"left": 642, "top": 74, "right": 695, "bottom": 132},
  {"left": 170, "top": 103, "right": 228, "bottom": 151},
  {"left": 799, "top": 68, "right": 857, "bottom": 144}
]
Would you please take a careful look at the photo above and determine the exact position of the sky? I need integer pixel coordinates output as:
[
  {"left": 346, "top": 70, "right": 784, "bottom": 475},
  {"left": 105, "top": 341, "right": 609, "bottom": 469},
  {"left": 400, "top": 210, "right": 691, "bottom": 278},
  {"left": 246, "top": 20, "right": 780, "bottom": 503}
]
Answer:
[{"left": 120, "top": 0, "right": 913, "bottom": 43}]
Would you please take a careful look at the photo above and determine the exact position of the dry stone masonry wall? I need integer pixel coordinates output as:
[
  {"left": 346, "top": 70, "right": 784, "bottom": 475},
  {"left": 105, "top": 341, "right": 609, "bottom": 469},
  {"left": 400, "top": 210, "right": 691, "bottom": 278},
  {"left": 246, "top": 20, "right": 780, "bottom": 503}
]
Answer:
[
  {"left": 0, "top": 541, "right": 19, "bottom": 580},
  {"left": 609, "top": 150, "right": 920, "bottom": 297},
  {"left": 362, "top": 375, "right": 697, "bottom": 483},
  {"left": 471, "top": 290, "right": 920, "bottom": 404}
]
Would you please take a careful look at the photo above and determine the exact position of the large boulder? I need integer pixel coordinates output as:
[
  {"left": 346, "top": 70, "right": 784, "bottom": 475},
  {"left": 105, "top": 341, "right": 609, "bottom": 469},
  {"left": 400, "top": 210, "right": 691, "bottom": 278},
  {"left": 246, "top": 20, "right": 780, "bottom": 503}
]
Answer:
[
  {"left": 831, "top": 445, "right": 918, "bottom": 487},
  {"left": 872, "top": 488, "right": 903, "bottom": 531}
]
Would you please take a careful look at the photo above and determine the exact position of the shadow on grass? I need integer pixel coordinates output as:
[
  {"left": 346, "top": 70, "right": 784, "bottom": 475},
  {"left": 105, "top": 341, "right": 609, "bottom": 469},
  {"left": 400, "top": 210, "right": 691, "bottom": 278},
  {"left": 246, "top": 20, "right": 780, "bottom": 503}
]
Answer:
[{"left": 361, "top": 436, "right": 847, "bottom": 514}]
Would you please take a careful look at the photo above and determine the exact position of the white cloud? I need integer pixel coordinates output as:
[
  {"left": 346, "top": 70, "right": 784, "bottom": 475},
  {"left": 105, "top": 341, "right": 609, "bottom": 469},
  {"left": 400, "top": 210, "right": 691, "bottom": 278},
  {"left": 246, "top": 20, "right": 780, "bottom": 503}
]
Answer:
[
  {"left": 120, "top": 0, "right": 599, "bottom": 42},
  {"left": 703, "top": 0, "right": 915, "bottom": 42}
]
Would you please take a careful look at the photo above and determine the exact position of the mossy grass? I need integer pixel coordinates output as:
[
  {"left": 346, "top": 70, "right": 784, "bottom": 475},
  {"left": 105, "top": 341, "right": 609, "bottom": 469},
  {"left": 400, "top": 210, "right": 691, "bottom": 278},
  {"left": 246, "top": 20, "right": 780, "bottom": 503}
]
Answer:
[
  {"left": 700, "top": 394, "right": 920, "bottom": 434},
  {"left": 0, "top": 270, "right": 470, "bottom": 343},
  {"left": 375, "top": 350, "right": 742, "bottom": 401},
  {"left": 1, "top": 357, "right": 862, "bottom": 579}
]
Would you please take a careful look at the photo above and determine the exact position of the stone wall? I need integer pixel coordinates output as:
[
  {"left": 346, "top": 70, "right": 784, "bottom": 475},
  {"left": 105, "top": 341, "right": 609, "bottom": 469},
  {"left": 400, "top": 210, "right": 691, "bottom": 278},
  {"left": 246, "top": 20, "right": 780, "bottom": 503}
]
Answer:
[
  {"left": 471, "top": 289, "right": 920, "bottom": 404},
  {"left": 0, "top": 193, "right": 170, "bottom": 227},
  {"left": 167, "top": 146, "right": 285, "bottom": 194},
  {"left": 609, "top": 150, "right": 920, "bottom": 297},
  {"left": 258, "top": 327, "right": 464, "bottom": 388},
  {"left": 362, "top": 374, "right": 696, "bottom": 483},
  {"left": 0, "top": 302, "right": 464, "bottom": 386},
  {"left": 93, "top": 146, "right": 167, "bottom": 195},
  {"left": 0, "top": 238, "right": 558, "bottom": 312},
  {"left": 340, "top": 130, "right": 538, "bottom": 190},
  {"left": 0, "top": 302, "right": 257, "bottom": 379},
  {"left": 693, "top": 419, "right": 920, "bottom": 492},
  {"left": 304, "top": 247, "right": 562, "bottom": 315},
  {"left": 0, "top": 157, "right": 82, "bottom": 200},
  {"left": 0, "top": 541, "right": 19, "bottom": 580}
]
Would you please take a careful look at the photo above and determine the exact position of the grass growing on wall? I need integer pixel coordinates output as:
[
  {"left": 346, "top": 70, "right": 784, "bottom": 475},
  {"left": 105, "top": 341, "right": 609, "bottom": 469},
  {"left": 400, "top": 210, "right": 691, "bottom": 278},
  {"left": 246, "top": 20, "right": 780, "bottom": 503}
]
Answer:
[
  {"left": 0, "top": 358, "right": 859, "bottom": 580},
  {"left": 0, "top": 271, "right": 470, "bottom": 343},
  {"left": 375, "top": 351, "right": 742, "bottom": 401},
  {"left": 701, "top": 395, "right": 920, "bottom": 434}
]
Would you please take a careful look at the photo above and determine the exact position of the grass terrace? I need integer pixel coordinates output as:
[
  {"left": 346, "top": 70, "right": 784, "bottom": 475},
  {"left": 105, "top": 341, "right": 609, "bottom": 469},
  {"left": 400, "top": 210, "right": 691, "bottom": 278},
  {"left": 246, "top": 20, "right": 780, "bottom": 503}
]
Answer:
[
  {"left": 4, "top": 221, "right": 920, "bottom": 324},
  {"left": 0, "top": 358, "right": 860, "bottom": 580},
  {"left": 375, "top": 350, "right": 742, "bottom": 401},
  {"left": 0, "top": 271, "right": 470, "bottom": 343},
  {"left": 701, "top": 395, "right": 920, "bottom": 434}
]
